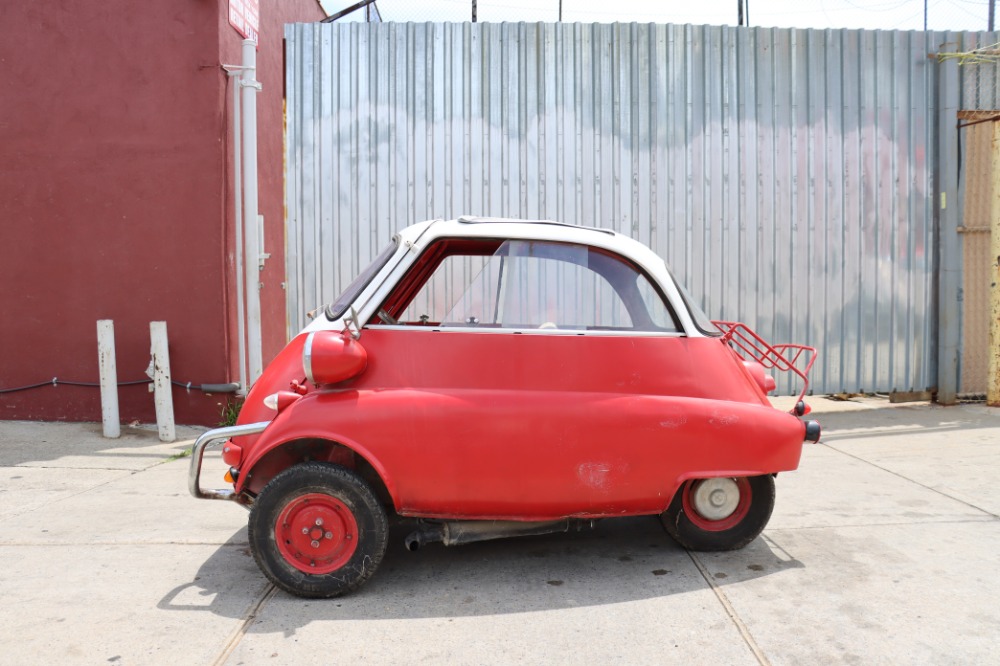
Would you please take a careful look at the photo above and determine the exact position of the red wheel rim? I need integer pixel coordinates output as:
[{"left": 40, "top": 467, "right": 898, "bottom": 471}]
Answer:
[
  {"left": 275, "top": 493, "right": 359, "bottom": 574},
  {"left": 681, "top": 477, "right": 752, "bottom": 532}
]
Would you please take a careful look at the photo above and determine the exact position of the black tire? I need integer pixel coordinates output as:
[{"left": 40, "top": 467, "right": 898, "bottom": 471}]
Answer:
[
  {"left": 660, "top": 475, "right": 775, "bottom": 551},
  {"left": 248, "top": 462, "right": 388, "bottom": 598}
]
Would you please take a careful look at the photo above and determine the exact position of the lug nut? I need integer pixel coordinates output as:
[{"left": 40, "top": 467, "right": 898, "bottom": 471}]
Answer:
[
  {"left": 325, "top": 531, "right": 333, "bottom": 539},
  {"left": 302, "top": 528, "right": 309, "bottom": 534},
  {"left": 315, "top": 518, "right": 323, "bottom": 526},
  {"left": 311, "top": 540, "right": 320, "bottom": 548}
]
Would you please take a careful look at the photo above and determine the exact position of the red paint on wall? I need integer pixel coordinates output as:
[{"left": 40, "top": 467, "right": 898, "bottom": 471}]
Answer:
[{"left": 0, "top": 0, "right": 324, "bottom": 424}]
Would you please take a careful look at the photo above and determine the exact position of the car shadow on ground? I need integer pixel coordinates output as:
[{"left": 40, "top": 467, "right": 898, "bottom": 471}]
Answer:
[{"left": 159, "top": 516, "right": 803, "bottom": 625}]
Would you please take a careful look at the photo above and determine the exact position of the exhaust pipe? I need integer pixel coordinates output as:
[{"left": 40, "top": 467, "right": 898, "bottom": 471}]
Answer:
[
  {"left": 404, "top": 519, "right": 595, "bottom": 551},
  {"left": 405, "top": 524, "right": 445, "bottom": 551}
]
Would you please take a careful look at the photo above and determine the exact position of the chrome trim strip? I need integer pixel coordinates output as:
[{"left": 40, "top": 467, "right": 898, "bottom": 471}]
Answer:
[
  {"left": 188, "top": 421, "right": 270, "bottom": 501},
  {"left": 302, "top": 331, "right": 316, "bottom": 385}
]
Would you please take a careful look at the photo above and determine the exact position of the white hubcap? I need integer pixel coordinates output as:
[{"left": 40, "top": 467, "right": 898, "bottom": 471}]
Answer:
[{"left": 691, "top": 478, "right": 740, "bottom": 521}]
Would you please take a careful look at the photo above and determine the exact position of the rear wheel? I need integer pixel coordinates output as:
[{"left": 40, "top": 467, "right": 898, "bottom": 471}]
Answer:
[
  {"left": 248, "top": 462, "right": 388, "bottom": 598},
  {"left": 660, "top": 475, "right": 775, "bottom": 551}
]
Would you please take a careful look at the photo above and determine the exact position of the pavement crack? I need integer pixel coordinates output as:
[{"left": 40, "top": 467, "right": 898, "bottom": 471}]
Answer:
[
  {"left": 210, "top": 583, "right": 277, "bottom": 666},
  {"left": 688, "top": 551, "right": 771, "bottom": 666},
  {"left": 821, "top": 443, "right": 1000, "bottom": 519},
  {"left": 767, "top": 517, "right": 998, "bottom": 531}
]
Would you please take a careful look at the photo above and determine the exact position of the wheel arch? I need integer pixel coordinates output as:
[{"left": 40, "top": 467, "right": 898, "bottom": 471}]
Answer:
[{"left": 239, "top": 436, "right": 398, "bottom": 512}]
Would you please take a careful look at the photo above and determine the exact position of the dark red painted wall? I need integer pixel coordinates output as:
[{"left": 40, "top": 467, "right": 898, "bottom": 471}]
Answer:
[{"left": 0, "top": 0, "right": 324, "bottom": 425}]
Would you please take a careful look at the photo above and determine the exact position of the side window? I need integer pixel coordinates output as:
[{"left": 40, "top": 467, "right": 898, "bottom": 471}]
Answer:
[
  {"left": 498, "top": 244, "right": 630, "bottom": 329},
  {"left": 375, "top": 238, "right": 680, "bottom": 332},
  {"left": 397, "top": 255, "right": 498, "bottom": 325},
  {"left": 636, "top": 275, "right": 677, "bottom": 331}
]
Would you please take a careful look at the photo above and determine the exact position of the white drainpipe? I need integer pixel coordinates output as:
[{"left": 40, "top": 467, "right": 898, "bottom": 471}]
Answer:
[
  {"left": 227, "top": 66, "right": 248, "bottom": 396},
  {"left": 241, "top": 39, "right": 263, "bottom": 385}
]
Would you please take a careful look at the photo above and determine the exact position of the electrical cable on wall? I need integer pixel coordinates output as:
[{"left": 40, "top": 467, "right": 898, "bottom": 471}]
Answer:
[{"left": 0, "top": 378, "right": 240, "bottom": 395}]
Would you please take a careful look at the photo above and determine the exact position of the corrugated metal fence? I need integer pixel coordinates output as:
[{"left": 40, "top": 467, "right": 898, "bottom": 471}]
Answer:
[{"left": 284, "top": 22, "right": 992, "bottom": 395}]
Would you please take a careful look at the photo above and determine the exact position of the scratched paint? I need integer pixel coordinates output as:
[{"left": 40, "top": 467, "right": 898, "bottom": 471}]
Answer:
[
  {"left": 709, "top": 411, "right": 740, "bottom": 428},
  {"left": 578, "top": 462, "right": 612, "bottom": 490}
]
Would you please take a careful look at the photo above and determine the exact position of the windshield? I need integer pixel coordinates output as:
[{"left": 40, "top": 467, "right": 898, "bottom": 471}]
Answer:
[{"left": 324, "top": 239, "right": 399, "bottom": 321}]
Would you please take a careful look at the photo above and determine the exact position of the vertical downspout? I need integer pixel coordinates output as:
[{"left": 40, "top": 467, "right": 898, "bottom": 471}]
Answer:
[
  {"left": 242, "top": 39, "right": 264, "bottom": 385},
  {"left": 936, "top": 38, "right": 961, "bottom": 405},
  {"left": 228, "top": 68, "right": 248, "bottom": 396}
]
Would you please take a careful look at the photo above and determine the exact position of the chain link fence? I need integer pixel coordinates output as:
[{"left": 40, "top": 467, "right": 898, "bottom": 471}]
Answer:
[{"left": 945, "top": 44, "right": 1000, "bottom": 111}]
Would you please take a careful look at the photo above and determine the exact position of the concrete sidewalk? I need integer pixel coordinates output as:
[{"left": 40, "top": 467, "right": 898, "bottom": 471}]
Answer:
[{"left": 1, "top": 398, "right": 998, "bottom": 665}]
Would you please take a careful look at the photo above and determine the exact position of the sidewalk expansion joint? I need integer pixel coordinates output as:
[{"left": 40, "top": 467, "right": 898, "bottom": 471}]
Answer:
[
  {"left": 688, "top": 551, "right": 771, "bottom": 666},
  {"left": 211, "top": 583, "right": 277, "bottom": 666},
  {"left": 821, "top": 443, "right": 1000, "bottom": 519},
  {"left": 766, "top": 517, "right": 997, "bottom": 532},
  {"left": 0, "top": 541, "right": 250, "bottom": 547},
  {"left": 10, "top": 464, "right": 143, "bottom": 471}
]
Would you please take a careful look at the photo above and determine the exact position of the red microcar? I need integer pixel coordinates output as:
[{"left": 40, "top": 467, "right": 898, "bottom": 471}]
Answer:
[{"left": 189, "top": 217, "right": 820, "bottom": 598}]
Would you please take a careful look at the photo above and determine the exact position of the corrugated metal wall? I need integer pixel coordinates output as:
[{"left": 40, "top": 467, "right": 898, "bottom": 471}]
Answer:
[{"left": 285, "top": 22, "right": 972, "bottom": 395}]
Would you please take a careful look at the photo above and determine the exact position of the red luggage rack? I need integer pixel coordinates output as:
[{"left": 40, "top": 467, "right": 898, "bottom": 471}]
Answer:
[{"left": 712, "top": 321, "right": 817, "bottom": 408}]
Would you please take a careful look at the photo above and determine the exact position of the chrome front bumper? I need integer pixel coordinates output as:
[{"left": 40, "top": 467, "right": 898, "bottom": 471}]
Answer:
[{"left": 188, "top": 421, "right": 270, "bottom": 501}]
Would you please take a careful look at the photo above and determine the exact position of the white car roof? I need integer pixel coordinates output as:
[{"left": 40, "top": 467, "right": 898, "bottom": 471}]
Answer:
[{"left": 401, "top": 217, "right": 668, "bottom": 272}]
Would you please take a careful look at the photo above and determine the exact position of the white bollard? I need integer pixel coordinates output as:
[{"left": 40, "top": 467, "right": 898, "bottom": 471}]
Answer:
[
  {"left": 149, "top": 321, "right": 176, "bottom": 442},
  {"left": 96, "top": 320, "right": 120, "bottom": 439}
]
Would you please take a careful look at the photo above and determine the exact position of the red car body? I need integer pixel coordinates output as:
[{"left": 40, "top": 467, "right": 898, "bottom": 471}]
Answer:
[{"left": 189, "top": 217, "right": 819, "bottom": 598}]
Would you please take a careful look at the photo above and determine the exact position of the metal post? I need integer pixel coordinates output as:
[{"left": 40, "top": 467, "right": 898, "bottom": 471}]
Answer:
[
  {"left": 150, "top": 322, "right": 176, "bottom": 442},
  {"left": 990, "top": 0, "right": 995, "bottom": 32},
  {"left": 472, "top": 0, "right": 477, "bottom": 22},
  {"left": 241, "top": 39, "right": 263, "bottom": 385},
  {"left": 96, "top": 320, "right": 120, "bottom": 439},
  {"left": 989, "top": 120, "right": 1000, "bottom": 405},
  {"left": 937, "top": 41, "right": 962, "bottom": 405}
]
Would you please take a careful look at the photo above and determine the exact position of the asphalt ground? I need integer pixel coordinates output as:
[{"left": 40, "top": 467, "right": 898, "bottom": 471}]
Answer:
[{"left": 0, "top": 397, "right": 998, "bottom": 665}]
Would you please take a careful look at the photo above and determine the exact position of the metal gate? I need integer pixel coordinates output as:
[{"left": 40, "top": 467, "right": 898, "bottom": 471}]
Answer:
[{"left": 284, "top": 21, "right": 992, "bottom": 396}]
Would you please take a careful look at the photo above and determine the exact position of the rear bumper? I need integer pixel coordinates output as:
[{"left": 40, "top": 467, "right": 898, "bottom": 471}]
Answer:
[{"left": 188, "top": 421, "right": 270, "bottom": 501}]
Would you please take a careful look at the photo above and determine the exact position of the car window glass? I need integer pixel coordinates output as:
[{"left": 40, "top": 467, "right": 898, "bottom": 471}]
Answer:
[
  {"left": 398, "top": 255, "right": 498, "bottom": 325},
  {"left": 636, "top": 277, "right": 676, "bottom": 330},
  {"left": 673, "top": 275, "right": 722, "bottom": 336},
  {"left": 491, "top": 241, "right": 629, "bottom": 329},
  {"left": 325, "top": 239, "right": 398, "bottom": 321},
  {"left": 378, "top": 238, "right": 680, "bottom": 333}
]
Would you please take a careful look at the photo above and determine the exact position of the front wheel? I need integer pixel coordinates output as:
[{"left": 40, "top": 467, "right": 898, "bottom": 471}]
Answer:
[
  {"left": 660, "top": 475, "right": 775, "bottom": 551},
  {"left": 248, "top": 462, "right": 388, "bottom": 598}
]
